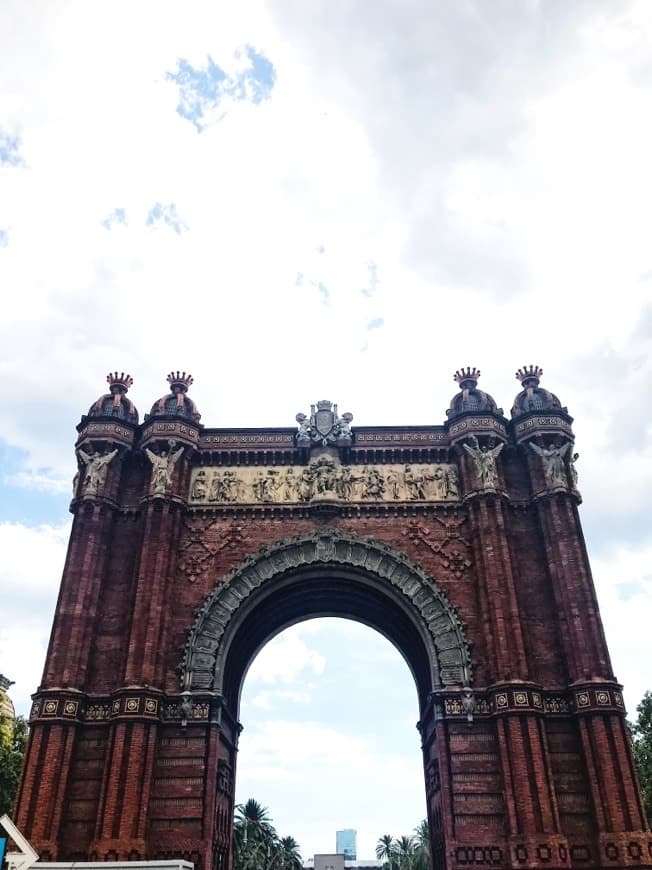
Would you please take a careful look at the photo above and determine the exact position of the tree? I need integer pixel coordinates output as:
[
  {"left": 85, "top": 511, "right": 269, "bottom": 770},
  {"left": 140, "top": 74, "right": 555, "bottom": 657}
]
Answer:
[
  {"left": 631, "top": 691, "right": 652, "bottom": 824},
  {"left": 376, "top": 834, "right": 397, "bottom": 870},
  {"left": 278, "top": 836, "right": 302, "bottom": 870},
  {"left": 233, "top": 799, "right": 302, "bottom": 870},
  {"left": 0, "top": 716, "right": 28, "bottom": 817},
  {"left": 412, "top": 820, "right": 430, "bottom": 870},
  {"left": 395, "top": 836, "right": 416, "bottom": 870}
]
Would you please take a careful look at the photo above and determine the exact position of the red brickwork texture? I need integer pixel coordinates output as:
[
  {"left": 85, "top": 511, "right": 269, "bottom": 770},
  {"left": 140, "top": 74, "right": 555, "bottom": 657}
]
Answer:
[{"left": 14, "top": 419, "right": 652, "bottom": 870}]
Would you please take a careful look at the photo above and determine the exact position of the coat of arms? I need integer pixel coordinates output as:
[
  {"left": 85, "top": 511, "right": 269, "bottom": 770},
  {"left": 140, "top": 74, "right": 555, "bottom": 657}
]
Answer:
[{"left": 295, "top": 400, "right": 353, "bottom": 447}]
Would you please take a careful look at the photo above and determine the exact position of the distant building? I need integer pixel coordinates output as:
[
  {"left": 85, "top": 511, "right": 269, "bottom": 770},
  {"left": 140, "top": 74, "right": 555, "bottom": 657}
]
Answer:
[
  {"left": 314, "top": 855, "right": 345, "bottom": 870},
  {"left": 306, "top": 858, "right": 381, "bottom": 870},
  {"left": 336, "top": 830, "right": 357, "bottom": 861}
]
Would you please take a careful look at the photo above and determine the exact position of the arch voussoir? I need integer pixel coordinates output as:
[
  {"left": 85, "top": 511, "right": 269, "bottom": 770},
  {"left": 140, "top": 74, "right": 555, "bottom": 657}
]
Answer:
[{"left": 181, "top": 530, "right": 473, "bottom": 695}]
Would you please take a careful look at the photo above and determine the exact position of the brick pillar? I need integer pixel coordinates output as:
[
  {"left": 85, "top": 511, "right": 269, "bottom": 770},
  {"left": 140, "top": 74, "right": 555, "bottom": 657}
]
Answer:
[
  {"left": 18, "top": 434, "right": 126, "bottom": 856},
  {"left": 460, "top": 441, "right": 569, "bottom": 864},
  {"left": 91, "top": 434, "right": 192, "bottom": 858},
  {"left": 43, "top": 502, "right": 116, "bottom": 689},
  {"left": 91, "top": 717, "right": 158, "bottom": 859}
]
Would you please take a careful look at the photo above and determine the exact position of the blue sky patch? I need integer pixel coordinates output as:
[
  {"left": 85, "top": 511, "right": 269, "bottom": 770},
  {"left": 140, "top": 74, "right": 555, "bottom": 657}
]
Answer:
[
  {"left": 166, "top": 46, "right": 276, "bottom": 132},
  {"left": 0, "top": 441, "right": 70, "bottom": 526},
  {"left": 0, "top": 129, "right": 24, "bottom": 167},
  {"left": 101, "top": 207, "right": 127, "bottom": 230},
  {"left": 146, "top": 202, "right": 188, "bottom": 234},
  {"left": 0, "top": 229, "right": 8, "bottom": 248}
]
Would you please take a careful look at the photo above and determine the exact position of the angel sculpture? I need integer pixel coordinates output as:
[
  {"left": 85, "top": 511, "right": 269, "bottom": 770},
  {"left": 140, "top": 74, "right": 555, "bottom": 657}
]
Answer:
[
  {"left": 462, "top": 436, "right": 503, "bottom": 489},
  {"left": 145, "top": 442, "right": 184, "bottom": 495},
  {"left": 570, "top": 451, "right": 580, "bottom": 489},
  {"left": 529, "top": 441, "right": 571, "bottom": 488},
  {"left": 76, "top": 447, "right": 118, "bottom": 495}
]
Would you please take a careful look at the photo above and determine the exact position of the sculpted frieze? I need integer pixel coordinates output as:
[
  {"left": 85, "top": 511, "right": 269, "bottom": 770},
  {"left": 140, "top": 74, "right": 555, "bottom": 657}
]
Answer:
[{"left": 188, "top": 459, "right": 460, "bottom": 505}]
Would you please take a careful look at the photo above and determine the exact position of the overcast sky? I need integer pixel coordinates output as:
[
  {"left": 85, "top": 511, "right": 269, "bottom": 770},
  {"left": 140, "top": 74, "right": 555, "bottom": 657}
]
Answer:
[{"left": 1, "top": 0, "right": 652, "bottom": 860}]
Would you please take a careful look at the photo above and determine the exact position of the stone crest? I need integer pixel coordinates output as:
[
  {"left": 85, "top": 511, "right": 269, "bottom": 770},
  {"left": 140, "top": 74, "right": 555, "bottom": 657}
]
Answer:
[{"left": 296, "top": 400, "right": 353, "bottom": 447}]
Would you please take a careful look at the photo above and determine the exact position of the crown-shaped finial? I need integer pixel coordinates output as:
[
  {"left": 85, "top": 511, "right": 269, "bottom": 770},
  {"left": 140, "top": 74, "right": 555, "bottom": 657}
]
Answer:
[
  {"left": 454, "top": 367, "right": 481, "bottom": 390},
  {"left": 515, "top": 365, "right": 543, "bottom": 388},
  {"left": 106, "top": 372, "right": 134, "bottom": 393},
  {"left": 167, "top": 371, "right": 194, "bottom": 393}
]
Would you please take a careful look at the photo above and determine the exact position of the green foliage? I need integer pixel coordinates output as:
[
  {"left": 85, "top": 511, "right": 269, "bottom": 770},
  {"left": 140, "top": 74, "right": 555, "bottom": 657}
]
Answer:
[
  {"left": 376, "top": 822, "right": 430, "bottom": 870},
  {"left": 0, "top": 716, "right": 28, "bottom": 817},
  {"left": 233, "top": 798, "right": 302, "bottom": 870},
  {"left": 631, "top": 691, "right": 652, "bottom": 824}
]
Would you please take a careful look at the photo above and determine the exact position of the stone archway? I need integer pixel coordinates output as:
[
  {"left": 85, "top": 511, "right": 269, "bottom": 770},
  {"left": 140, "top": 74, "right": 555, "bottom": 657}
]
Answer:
[{"left": 181, "top": 529, "right": 473, "bottom": 715}]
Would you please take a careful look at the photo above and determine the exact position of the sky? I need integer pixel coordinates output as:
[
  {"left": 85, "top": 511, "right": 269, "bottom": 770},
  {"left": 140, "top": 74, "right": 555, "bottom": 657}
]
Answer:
[{"left": 1, "top": 0, "right": 652, "bottom": 860}]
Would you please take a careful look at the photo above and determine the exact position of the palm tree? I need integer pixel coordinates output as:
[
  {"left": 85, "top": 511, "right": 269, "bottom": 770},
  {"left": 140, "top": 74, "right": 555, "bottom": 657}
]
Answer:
[
  {"left": 234, "top": 799, "right": 278, "bottom": 870},
  {"left": 396, "top": 835, "right": 416, "bottom": 870},
  {"left": 278, "top": 836, "right": 303, "bottom": 870},
  {"left": 412, "top": 821, "right": 430, "bottom": 870},
  {"left": 376, "top": 834, "right": 397, "bottom": 870}
]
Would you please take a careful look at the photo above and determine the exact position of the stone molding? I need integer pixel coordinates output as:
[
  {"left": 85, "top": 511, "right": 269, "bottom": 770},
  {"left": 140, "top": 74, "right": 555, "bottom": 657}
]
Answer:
[{"left": 180, "top": 530, "right": 474, "bottom": 693}]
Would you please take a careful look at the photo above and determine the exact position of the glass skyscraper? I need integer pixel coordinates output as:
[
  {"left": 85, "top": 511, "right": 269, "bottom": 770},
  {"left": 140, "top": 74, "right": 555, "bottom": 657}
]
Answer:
[{"left": 336, "top": 830, "right": 357, "bottom": 861}]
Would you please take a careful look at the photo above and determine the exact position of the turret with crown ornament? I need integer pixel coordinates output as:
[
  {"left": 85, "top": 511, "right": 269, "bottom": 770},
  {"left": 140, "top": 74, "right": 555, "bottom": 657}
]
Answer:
[
  {"left": 146, "top": 371, "right": 201, "bottom": 423},
  {"left": 85, "top": 371, "right": 139, "bottom": 424}
]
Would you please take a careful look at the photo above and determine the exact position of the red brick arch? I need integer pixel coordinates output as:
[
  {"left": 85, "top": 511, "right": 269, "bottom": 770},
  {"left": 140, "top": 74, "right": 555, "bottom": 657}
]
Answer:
[{"left": 181, "top": 529, "right": 473, "bottom": 715}]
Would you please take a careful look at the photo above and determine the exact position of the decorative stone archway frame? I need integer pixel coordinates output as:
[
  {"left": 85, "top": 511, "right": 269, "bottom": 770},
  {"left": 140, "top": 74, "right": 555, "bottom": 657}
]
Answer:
[{"left": 180, "top": 530, "right": 473, "bottom": 711}]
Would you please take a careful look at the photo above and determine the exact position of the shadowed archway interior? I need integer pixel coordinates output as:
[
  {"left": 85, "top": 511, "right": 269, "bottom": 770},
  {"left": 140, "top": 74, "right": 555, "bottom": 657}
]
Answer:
[{"left": 181, "top": 530, "right": 473, "bottom": 717}]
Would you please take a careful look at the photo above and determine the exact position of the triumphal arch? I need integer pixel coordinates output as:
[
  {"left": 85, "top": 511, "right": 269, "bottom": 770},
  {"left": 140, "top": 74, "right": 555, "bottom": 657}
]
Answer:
[{"left": 15, "top": 368, "right": 650, "bottom": 870}]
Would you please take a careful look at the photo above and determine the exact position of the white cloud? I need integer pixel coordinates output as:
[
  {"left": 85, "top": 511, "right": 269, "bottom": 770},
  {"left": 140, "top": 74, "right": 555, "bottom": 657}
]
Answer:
[
  {"left": 1, "top": 0, "right": 652, "bottom": 854},
  {"left": 0, "top": 521, "right": 69, "bottom": 712},
  {"left": 245, "top": 625, "right": 326, "bottom": 685},
  {"left": 592, "top": 540, "right": 652, "bottom": 714},
  {"left": 237, "top": 720, "right": 424, "bottom": 859}
]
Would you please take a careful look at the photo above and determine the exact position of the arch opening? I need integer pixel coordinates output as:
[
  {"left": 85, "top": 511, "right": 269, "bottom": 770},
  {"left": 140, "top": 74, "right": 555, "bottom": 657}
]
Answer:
[
  {"left": 236, "top": 618, "right": 428, "bottom": 862},
  {"left": 182, "top": 531, "right": 473, "bottom": 719}
]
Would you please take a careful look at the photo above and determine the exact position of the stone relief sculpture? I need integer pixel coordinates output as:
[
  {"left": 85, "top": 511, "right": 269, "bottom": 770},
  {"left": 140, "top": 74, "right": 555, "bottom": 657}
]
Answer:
[
  {"left": 76, "top": 447, "right": 118, "bottom": 496},
  {"left": 462, "top": 436, "right": 504, "bottom": 489},
  {"left": 529, "top": 441, "right": 571, "bottom": 488},
  {"left": 145, "top": 441, "right": 185, "bottom": 495},
  {"left": 570, "top": 451, "right": 580, "bottom": 489},
  {"left": 295, "top": 400, "right": 354, "bottom": 447},
  {"left": 188, "top": 461, "right": 462, "bottom": 505}
]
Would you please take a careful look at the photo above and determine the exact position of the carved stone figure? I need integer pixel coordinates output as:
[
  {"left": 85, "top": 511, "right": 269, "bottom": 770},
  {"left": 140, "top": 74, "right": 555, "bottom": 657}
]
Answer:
[
  {"left": 462, "top": 688, "right": 475, "bottom": 723},
  {"left": 208, "top": 471, "right": 221, "bottom": 501},
  {"left": 529, "top": 441, "right": 571, "bottom": 488},
  {"left": 77, "top": 447, "right": 118, "bottom": 496},
  {"left": 462, "top": 437, "right": 503, "bottom": 489},
  {"left": 570, "top": 452, "right": 580, "bottom": 489},
  {"left": 294, "top": 400, "right": 354, "bottom": 447},
  {"left": 386, "top": 469, "right": 401, "bottom": 500},
  {"left": 362, "top": 466, "right": 385, "bottom": 499},
  {"left": 444, "top": 466, "right": 459, "bottom": 498},
  {"left": 295, "top": 413, "right": 311, "bottom": 443},
  {"left": 280, "top": 468, "right": 297, "bottom": 500},
  {"left": 337, "top": 466, "right": 356, "bottom": 500},
  {"left": 180, "top": 693, "right": 193, "bottom": 725},
  {"left": 405, "top": 465, "right": 426, "bottom": 500},
  {"left": 432, "top": 467, "right": 447, "bottom": 499},
  {"left": 145, "top": 443, "right": 184, "bottom": 495},
  {"left": 298, "top": 467, "right": 314, "bottom": 501},
  {"left": 222, "top": 470, "right": 239, "bottom": 501},
  {"left": 187, "top": 462, "right": 463, "bottom": 505},
  {"left": 252, "top": 470, "right": 273, "bottom": 502},
  {"left": 313, "top": 456, "right": 337, "bottom": 495},
  {"left": 192, "top": 470, "right": 207, "bottom": 501}
]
